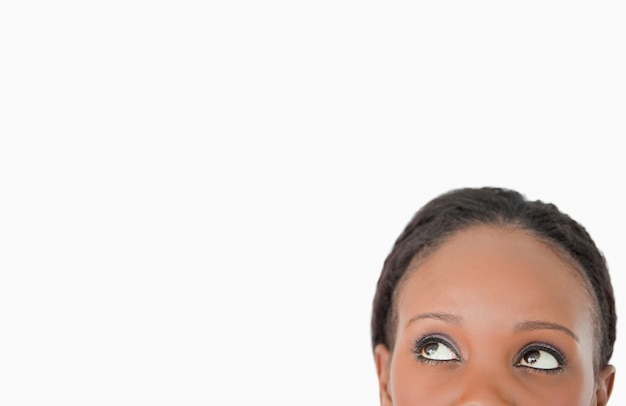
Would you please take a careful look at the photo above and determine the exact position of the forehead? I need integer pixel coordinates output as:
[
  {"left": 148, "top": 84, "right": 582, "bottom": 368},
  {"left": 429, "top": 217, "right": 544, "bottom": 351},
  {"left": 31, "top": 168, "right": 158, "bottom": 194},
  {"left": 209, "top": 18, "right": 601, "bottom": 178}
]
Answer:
[{"left": 396, "top": 226, "right": 594, "bottom": 343}]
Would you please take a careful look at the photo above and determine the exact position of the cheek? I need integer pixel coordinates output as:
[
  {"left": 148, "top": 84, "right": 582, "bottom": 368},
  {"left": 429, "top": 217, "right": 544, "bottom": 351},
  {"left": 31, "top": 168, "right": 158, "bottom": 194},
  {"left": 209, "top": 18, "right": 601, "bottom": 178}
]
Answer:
[
  {"left": 388, "top": 353, "right": 456, "bottom": 406},
  {"left": 536, "top": 379, "right": 596, "bottom": 406}
]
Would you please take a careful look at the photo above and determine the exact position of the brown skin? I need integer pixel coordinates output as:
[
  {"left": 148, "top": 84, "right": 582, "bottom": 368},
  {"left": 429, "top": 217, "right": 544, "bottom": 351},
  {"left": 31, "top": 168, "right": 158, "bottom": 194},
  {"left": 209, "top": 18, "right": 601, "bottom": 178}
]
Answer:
[{"left": 375, "top": 226, "right": 615, "bottom": 405}]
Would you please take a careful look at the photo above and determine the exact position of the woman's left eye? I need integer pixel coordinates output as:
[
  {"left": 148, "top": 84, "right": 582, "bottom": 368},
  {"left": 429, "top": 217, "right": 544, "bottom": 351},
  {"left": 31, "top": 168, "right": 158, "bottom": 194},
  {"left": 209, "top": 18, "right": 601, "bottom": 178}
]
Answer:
[{"left": 516, "top": 346, "right": 564, "bottom": 371}]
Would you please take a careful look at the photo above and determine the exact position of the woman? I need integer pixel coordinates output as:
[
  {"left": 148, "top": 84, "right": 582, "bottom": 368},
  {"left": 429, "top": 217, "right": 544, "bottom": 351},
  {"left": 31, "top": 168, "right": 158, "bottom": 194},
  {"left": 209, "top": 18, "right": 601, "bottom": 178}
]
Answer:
[{"left": 372, "top": 187, "right": 616, "bottom": 405}]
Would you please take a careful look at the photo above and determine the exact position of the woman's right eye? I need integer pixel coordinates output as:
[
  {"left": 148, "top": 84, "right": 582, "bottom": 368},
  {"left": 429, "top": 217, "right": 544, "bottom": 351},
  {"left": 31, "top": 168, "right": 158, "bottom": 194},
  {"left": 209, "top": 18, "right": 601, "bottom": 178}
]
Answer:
[{"left": 413, "top": 336, "right": 460, "bottom": 363}]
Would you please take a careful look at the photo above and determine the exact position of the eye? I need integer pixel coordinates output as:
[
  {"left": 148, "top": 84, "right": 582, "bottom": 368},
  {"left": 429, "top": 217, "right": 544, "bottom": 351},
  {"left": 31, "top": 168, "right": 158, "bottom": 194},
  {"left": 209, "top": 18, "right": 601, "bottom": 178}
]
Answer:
[
  {"left": 516, "top": 345, "right": 565, "bottom": 373},
  {"left": 413, "top": 335, "right": 460, "bottom": 364}
]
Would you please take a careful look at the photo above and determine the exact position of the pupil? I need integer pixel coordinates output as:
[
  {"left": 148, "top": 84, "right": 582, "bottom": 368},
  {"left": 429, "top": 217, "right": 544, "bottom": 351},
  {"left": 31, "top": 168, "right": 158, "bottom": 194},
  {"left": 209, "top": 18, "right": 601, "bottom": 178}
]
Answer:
[
  {"left": 524, "top": 350, "right": 540, "bottom": 364},
  {"left": 425, "top": 343, "right": 439, "bottom": 356}
]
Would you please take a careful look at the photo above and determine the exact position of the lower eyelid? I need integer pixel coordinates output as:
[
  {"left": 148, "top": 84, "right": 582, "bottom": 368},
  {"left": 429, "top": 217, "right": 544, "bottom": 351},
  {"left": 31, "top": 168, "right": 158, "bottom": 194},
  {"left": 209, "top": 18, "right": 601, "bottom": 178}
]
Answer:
[
  {"left": 517, "top": 365, "right": 564, "bottom": 375},
  {"left": 417, "top": 357, "right": 451, "bottom": 367}
]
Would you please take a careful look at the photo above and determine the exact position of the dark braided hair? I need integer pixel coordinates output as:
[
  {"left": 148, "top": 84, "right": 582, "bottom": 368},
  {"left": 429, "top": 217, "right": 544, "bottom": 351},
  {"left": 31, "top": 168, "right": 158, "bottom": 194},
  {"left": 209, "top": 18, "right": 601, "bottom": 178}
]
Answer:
[{"left": 371, "top": 187, "right": 616, "bottom": 370}]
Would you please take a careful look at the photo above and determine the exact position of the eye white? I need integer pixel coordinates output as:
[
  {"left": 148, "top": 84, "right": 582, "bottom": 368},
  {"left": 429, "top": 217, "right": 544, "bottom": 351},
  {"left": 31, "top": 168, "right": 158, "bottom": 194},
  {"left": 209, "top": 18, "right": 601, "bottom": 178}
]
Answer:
[
  {"left": 518, "top": 349, "right": 559, "bottom": 369},
  {"left": 420, "top": 342, "right": 458, "bottom": 361}
]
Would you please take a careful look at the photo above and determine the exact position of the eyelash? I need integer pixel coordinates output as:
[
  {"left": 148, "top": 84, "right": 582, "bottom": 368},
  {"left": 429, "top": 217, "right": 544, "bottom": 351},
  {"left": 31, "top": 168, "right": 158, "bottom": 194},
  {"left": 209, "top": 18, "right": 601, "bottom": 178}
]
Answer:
[{"left": 412, "top": 335, "right": 568, "bottom": 374}]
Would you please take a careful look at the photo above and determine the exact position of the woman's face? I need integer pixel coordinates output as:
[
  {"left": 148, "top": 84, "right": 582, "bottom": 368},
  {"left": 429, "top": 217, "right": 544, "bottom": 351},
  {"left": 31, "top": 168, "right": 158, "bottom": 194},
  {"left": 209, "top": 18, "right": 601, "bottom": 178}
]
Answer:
[{"left": 375, "top": 226, "right": 615, "bottom": 405}]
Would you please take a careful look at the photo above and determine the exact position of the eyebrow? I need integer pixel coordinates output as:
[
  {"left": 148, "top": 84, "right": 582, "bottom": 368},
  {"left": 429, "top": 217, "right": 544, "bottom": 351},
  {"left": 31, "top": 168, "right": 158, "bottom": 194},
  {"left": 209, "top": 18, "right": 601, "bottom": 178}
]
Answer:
[
  {"left": 406, "top": 313, "right": 579, "bottom": 342},
  {"left": 515, "top": 320, "right": 580, "bottom": 342},
  {"left": 406, "top": 312, "right": 463, "bottom": 328}
]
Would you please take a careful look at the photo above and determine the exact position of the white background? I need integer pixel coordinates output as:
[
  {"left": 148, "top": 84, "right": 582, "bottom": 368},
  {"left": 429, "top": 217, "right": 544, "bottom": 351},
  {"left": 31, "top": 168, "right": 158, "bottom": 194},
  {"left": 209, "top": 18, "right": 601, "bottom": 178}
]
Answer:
[{"left": 1, "top": 1, "right": 625, "bottom": 404}]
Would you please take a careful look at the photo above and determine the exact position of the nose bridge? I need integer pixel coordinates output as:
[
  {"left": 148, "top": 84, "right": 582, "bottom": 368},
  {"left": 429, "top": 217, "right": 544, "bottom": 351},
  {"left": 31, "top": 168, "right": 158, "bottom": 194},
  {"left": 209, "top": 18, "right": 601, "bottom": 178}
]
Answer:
[{"left": 454, "top": 358, "right": 514, "bottom": 406}]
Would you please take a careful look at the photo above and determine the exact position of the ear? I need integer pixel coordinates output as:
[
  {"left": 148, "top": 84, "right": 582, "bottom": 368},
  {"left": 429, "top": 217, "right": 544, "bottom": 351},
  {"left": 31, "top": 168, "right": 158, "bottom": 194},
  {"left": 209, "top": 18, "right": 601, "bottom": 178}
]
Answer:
[
  {"left": 374, "top": 344, "right": 393, "bottom": 406},
  {"left": 595, "top": 364, "right": 616, "bottom": 406}
]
